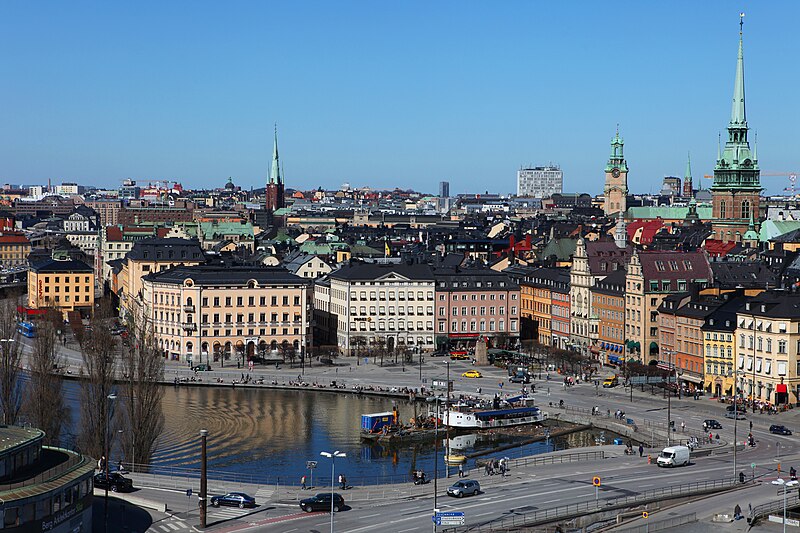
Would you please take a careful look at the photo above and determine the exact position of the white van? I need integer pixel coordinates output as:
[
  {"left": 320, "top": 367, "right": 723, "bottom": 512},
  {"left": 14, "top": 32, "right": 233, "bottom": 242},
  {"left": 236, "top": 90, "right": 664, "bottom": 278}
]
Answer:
[{"left": 656, "top": 445, "right": 690, "bottom": 467}]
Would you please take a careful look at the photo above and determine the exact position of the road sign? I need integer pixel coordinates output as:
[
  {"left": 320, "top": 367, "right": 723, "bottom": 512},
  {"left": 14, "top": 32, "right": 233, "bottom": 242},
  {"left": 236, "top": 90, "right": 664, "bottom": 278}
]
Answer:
[
  {"left": 642, "top": 511, "right": 649, "bottom": 519},
  {"left": 751, "top": 462, "right": 757, "bottom": 469},
  {"left": 307, "top": 461, "right": 317, "bottom": 469},
  {"left": 433, "top": 512, "right": 466, "bottom": 526},
  {"left": 592, "top": 476, "right": 601, "bottom": 487}
]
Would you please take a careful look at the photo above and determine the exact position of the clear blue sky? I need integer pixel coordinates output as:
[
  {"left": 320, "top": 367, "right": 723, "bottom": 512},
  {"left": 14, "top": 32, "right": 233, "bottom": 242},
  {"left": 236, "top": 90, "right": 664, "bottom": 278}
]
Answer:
[{"left": 1, "top": 1, "right": 798, "bottom": 196}]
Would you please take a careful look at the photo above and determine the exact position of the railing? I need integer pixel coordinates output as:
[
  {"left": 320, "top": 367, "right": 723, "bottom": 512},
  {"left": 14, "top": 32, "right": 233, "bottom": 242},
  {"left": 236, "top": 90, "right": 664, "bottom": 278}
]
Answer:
[
  {"left": 476, "top": 415, "right": 544, "bottom": 429},
  {"left": 615, "top": 512, "right": 697, "bottom": 532},
  {"left": 751, "top": 494, "right": 800, "bottom": 523},
  {"left": 181, "top": 323, "right": 197, "bottom": 331},
  {"left": 441, "top": 477, "right": 740, "bottom": 532},
  {"left": 509, "top": 450, "right": 605, "bottom": 469},
  {"left": 0, "top": 449, "right": 87, "bottom": 491}
]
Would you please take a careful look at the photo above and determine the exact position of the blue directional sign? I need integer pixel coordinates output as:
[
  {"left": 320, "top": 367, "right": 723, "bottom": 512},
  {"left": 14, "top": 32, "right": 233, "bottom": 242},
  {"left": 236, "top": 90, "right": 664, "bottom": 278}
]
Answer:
[{"left": 433, "top": 512, "right": 465, "bottom": 526}]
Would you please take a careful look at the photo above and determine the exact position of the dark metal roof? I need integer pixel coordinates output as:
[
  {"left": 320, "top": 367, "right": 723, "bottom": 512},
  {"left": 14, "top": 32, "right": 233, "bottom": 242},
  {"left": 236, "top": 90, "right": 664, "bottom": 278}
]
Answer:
[
  {"left": 126, "top": 238, "right": 205, "bottom": 261},
  {"left": 29, "top": 258, "right": 93, "bottom": 273},
  {"left": 143, "top": 265, "right": 309, "bottom": 286},
  {"left": 329, "top": 262, "right": 434, "bottom": 281}
]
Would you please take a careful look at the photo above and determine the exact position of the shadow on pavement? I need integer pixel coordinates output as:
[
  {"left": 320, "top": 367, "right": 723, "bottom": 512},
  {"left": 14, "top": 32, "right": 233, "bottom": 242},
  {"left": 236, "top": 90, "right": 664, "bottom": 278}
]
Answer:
[{"left": 92, "top": 497, "right": 153, "bottom": 533}]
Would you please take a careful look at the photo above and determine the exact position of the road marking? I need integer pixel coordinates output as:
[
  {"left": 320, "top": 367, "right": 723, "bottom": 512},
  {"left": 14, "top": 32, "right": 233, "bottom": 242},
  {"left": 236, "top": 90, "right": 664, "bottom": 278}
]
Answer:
[
  {"left": 475, "top": 511, "right": 495, "bottom": 516},
  {"left": 540, "top": 498, "right": 561, "bottom": 504},
  {"left": 361, "top": 513, "right": 381, "bottom": 518},
  {"left": 639, "top": 484, "right": 654, "bottom": 488},
  {"left": 399, "top": 528, "right": 418, "bottom": 532}
]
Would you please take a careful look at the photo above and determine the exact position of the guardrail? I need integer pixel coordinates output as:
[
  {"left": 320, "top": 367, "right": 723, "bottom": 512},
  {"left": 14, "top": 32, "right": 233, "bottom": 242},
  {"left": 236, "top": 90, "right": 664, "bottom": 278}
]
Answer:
[
  {"left": 615, "top": 512, "right": 697, "bottom": 532},
  {"left": 751, "top": 494, "right": 800, "bottom": 524},
  {"left": 441, "top": 477, "right": 741, "bottom": 532},
  {"left": 510, "top": 450, "right": 605, "bottom": 469}
]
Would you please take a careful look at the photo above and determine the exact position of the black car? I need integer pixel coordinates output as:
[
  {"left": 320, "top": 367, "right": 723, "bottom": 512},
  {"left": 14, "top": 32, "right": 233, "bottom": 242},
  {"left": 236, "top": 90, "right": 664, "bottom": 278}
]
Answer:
[
  {"left": 770, "top": 424, "right": 792, "bottom": 435},
  {"left": 509, "top": 373, "right": 531, "bottom": 384},
  {"left": 210, "top": 492, "right": 256, "bottom": 509},
  {"left": 93, "top": 472, "right": 133, "bottom": 492},
  {"left": 702, "top": 419, "right": 722, "bottom": 430},
  {"left": 192, "top": 364, "right": 212, "bottom": 372},
  {"left": 299, "top": 493, "right": 345, "bottom": 513}
]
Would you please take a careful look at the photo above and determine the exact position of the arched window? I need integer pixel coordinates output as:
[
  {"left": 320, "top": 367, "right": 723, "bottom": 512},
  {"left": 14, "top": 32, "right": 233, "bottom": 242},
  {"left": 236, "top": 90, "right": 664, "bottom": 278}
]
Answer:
[
  {"left": 719, "top": 200, "right": 727, "bottom": 219},
  {"left": 741, "top": 200, "right": 751, "bottom": 220}
]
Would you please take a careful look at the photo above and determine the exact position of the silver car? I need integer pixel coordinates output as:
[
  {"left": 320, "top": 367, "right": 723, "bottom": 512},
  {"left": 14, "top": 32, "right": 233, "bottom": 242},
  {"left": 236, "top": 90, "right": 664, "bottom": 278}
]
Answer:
[{"left": 447, "top": 479, "right": 481, "bottom": 498}]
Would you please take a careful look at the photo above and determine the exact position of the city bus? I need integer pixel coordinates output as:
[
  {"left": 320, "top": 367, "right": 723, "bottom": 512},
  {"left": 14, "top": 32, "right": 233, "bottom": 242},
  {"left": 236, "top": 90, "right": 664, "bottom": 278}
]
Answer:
[{"left": 17, "top": 321, "right": 36, "bottom": 338}]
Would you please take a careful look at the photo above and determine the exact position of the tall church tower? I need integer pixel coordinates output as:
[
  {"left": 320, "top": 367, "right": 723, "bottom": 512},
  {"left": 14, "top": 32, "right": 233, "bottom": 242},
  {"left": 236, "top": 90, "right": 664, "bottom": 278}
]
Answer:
[
  {"left": 603, "top": 129, "right": 629, "bottom": 216},
  {"left": 266, "top": 125, "right": 285, "bottom": 212},
  {"left": 683, "top": 153, "right": 694, "bottom": 198},
  {"left": 711, "top": 15, "right": 762, "bottom": 242}
]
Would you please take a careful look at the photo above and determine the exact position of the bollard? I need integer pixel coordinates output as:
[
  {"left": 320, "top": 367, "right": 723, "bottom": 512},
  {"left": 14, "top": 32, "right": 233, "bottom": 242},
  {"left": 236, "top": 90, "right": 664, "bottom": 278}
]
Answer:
[{"left": 647, "top": 455, "right": 651, "bottom": 465}]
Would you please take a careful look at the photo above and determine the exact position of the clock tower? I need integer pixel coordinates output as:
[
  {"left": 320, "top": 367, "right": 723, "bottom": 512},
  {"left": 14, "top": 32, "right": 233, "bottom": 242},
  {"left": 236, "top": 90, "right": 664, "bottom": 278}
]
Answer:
[{"left": 604, "top": 129, "right": 628, "bottom": 216}]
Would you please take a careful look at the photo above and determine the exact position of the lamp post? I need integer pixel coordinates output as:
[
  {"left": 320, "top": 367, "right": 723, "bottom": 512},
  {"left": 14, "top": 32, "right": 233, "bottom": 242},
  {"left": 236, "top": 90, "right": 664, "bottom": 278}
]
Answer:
[
  {"left": 427, "top": 395, "right": 443, "bottom": 533},
  {"left": 771, "top": 478, "right": 799, "bottom": 533},
  {"left": 199, "top": 429, "right": 208, "bottom": 529},
  {"left": 104, "top": 393, "right": 117, "bottom": 533},
  {"left": 445, "top": 360, "right": 451, "bottom": 478},
  {"left": 320, "top": 451, "right": 346, "bottom": 533},
  {"left": 663, "top": 350, "right": 675, "bottom": 446}
]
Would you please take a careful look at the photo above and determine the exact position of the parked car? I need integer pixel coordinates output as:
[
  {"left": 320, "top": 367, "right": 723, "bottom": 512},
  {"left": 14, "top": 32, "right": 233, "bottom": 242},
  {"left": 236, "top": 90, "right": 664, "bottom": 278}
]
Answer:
[
  {"left": 447, "top": 479, "right": 481, "bottom": 497},
  {"left": 210, "top": 492, "right": 256, "bottom": 509},
  {"left": 703, "top": 419, "right": 722, "bottom": 430},
  {"left": 93, "top": 472, "right": 133, "bottom": 492},
  {"left": 462, "top": 370, "right": 482, "bottom": 379},
  {"left": 770, "top": 424, "right": 792, "bottom": 435},
  {"left": 192, "top": 364, "right": 212, "bottom": 372},
  {"left": 299, "top": 493, "right": 345, "bottom": 512},
  {"left": 725, "top": 410, "right": 746, "bottom": 420}
]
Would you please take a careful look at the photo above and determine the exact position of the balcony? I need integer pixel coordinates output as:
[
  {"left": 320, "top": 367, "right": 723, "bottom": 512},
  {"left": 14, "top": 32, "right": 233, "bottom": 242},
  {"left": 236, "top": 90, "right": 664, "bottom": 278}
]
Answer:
[
  {"left": 183, "top": 305, "right": 194, "bottom": 312},
  {"left": 182, "top": 323, "right": 197, "bottom": 331}
]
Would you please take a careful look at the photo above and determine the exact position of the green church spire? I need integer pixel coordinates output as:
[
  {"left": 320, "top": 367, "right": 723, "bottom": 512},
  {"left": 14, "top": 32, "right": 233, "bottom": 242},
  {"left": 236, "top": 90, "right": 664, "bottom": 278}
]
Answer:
[
  {"left": 270, "top": 124, "right": 281, "bottom": 185},
  {"left": 730, "top": 13, "right": 747, "bottom": 128},
  {"left": 685, "top": 152, "right": 692, "bottom": 180}
]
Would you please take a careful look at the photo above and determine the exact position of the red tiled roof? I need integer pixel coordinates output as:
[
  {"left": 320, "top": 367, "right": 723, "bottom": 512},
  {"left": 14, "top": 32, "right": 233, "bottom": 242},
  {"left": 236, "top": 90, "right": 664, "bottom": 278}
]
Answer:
[
  {"left": 627, "top": 220, "right": 665, "bottom": 245},
  {"left": 0, "top": 233, "right": 29, "bottom": 244},
  {"left": 703, "top": 239, "right": 737, "bottom": 258},
  {"left": 638, "top": 250, "right": 712, "bottom": 282}
]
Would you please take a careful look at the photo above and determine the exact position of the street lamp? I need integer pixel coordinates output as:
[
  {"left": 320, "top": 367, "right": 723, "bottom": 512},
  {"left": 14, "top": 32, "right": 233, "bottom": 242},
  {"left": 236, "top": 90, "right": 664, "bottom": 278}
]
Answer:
[
  {"left": 104, "top": 393, "right": 117, "bottom": 533},
  {"left": 320, "top": 450, "right": 346, "bottom": 533},
  {"left": 199, "top": 429, "right": 208, "bottom": 529},
  {"left": 663, "top": 350, "right": 675, "bottom": 446},
  {"left": 427, "top": 395, "right": 444, "bottom": 533},
  {"left": 771, "top": 478, "right": 799, "bottom": 533}
]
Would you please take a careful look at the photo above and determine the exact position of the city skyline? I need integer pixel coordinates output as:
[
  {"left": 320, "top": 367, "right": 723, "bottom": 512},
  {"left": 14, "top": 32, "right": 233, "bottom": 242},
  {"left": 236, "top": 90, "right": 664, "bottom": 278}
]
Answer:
[{"left": 1, "top": 2, "right": 799, "bottom": 195}]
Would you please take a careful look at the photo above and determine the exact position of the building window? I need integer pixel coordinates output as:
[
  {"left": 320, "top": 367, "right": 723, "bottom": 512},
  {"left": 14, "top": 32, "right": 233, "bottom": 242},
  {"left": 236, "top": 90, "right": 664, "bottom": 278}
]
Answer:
[
  {"left": 741, "top": 200, "right": 751, "bottom": 220},
  {"left": 720, "top": 200, "right": 727, "bottom": 219},
  {"left": 779, "top": 340, "right": 787, "bottom": 354}
]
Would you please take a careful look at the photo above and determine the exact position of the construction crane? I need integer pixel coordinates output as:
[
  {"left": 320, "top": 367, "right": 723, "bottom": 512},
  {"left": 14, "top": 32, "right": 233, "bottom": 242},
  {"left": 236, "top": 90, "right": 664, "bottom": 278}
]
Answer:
[{"left": 761, "top": 172, "right": 799, "bottom": 196}]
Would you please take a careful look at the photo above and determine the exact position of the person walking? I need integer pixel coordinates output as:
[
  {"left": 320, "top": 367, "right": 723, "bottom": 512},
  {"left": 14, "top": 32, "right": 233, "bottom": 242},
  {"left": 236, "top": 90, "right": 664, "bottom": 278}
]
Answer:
[
  {"left": 680, "top": 421, "right": 685, "bottom": 433},
  {"left": 301, "top": 475, "right": 307, "bottom": 490},
  {"left": 458, "top": 464, "right": 464, "bottom": 478},
  {"left": 638, "top": 444, "right": 644, "bottom": 457},
  {"left": 338, "top": 474, "right": 344, "bottom": 489}
]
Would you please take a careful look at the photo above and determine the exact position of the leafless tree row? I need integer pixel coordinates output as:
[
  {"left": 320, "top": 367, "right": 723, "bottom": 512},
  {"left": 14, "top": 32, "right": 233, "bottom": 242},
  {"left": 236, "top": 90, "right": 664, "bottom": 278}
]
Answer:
[{"left": 0, "top": 300, "right": 24, "bottom": 425}]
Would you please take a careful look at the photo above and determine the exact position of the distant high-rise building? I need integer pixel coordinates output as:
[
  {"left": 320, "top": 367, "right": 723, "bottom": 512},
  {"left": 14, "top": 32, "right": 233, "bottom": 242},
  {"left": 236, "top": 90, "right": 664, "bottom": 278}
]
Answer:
[
  {"left": 265, "top": 125, "right": 285, "bottom": 212},
  {"left": 516, "top": 166, "right": 563, "bottom": 198},
  {"left": 439, "top": 181, "right": 450, "bottom": 198}
]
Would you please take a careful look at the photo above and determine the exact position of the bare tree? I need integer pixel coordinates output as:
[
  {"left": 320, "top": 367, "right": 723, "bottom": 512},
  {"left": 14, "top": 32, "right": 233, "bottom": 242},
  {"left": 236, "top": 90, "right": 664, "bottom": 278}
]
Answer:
[
  {"left": 78, "top": 322, "right": 117, "bottom": 460},
  {"left": 120, "top": 315, "right": 164, "bottom": 468},
  {"left": 24, "top": 316, "right": 67, "bottom": 445},
  {"left": 0, "top": 299, "right": 24, "bottom": 426}
]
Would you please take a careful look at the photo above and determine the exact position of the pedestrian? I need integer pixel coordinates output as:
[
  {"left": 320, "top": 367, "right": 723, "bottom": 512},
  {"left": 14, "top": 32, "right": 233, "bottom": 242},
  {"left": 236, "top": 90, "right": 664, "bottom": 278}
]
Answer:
[
  {"left": 749, "top": 420, "right": 753, "bottom": 431},
  {"left": 499, "top": 382, "right": 503, "bottom": 389},
  {"left": 98, "top": 455, "right": 106, "bottom": 471},
  {"left": 484, "top": 462, "right": 490, "bottom": 476},
  {"left": 458, "top": 464, "right": 464, "bottom": 478},
  {"left": 734, "top": 504, "right": 742, "bottom": 520},
  {"left": 342, "top": 475, "right": 347, "bottom": 489},
  {"left": 301, "top": 475, "right": 307, "bottom": 490},
  {"left": 680, "top": 421, "right": 685, "bottom": 433},
  {"left": 638, "top": 444, "right": 643, "bottom": 457},
  {"left": 338, "top": 474, "right": 343, "bottom": 489}
]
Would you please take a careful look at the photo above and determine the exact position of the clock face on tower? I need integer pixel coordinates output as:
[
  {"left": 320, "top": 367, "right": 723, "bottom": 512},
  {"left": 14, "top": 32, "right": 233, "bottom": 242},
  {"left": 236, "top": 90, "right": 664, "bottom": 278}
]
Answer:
[{"left": 611, "top": 168, "right": 620, "bottom": 178}]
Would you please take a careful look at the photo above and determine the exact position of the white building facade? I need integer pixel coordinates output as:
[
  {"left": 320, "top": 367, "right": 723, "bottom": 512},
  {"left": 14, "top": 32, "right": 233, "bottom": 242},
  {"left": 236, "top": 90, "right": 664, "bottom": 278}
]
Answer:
[{"left": 517, "top": 166, "right": 563, "bottom": 198}]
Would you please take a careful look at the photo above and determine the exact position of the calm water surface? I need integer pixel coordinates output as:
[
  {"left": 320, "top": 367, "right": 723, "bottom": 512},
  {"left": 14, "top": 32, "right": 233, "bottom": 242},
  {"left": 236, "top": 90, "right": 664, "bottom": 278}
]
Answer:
[{"left": 59, "top": 380, "right": 611, "bottom": 485}]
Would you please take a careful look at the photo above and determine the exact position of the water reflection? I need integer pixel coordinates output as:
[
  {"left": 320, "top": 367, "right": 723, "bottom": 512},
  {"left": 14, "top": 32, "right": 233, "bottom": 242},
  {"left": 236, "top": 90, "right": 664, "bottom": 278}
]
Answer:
[{"left": 58, "top": 380, "right": 621, "bottom": 485}]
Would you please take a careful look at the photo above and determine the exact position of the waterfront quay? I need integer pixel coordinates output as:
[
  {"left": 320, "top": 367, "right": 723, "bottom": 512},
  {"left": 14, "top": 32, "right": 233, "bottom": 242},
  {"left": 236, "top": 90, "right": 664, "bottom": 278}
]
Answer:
[{"left": 39, "top": 343, "right": 799, "bottom": 532}]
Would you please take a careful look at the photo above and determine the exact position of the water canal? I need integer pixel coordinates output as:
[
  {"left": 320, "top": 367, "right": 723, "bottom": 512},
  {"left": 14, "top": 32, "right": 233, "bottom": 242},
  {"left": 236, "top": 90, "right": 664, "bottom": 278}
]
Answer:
[{"left": 58, "top": 380, "right": 617, "bottom": 485}]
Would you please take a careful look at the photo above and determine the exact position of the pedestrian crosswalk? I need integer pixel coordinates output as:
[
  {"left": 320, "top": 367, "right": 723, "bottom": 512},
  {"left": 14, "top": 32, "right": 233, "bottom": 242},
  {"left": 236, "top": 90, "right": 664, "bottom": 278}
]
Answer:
[
  {"left": 147, "top": 520, "right": 189, "bottom": 532},
  {"left": 208, "top": 505, "right": 254, "bottom": 520}
]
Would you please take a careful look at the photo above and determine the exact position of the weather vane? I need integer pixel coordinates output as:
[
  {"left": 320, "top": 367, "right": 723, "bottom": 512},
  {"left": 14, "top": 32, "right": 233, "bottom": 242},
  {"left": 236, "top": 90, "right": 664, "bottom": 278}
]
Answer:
[{"left": 740, "top": 12, "right": 744, "bottom": 35}]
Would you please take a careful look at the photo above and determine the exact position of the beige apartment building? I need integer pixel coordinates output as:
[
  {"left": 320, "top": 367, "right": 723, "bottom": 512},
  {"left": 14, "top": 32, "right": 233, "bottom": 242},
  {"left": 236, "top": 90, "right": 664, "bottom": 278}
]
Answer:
[
  {"left": 625, "top": 250, "right": 712, "bottom": 362},
  {"left": 140, "top": 265, "right": 312, "bottom": 363},
  {"left": 27, "top": 256, "right": 95, "bottom": 318},
  {"left": 736, "top": 292, "right": 800, "bottom": 406},
  {"left": 117, "top": 238, "right": 205, "bottom": 319}
]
